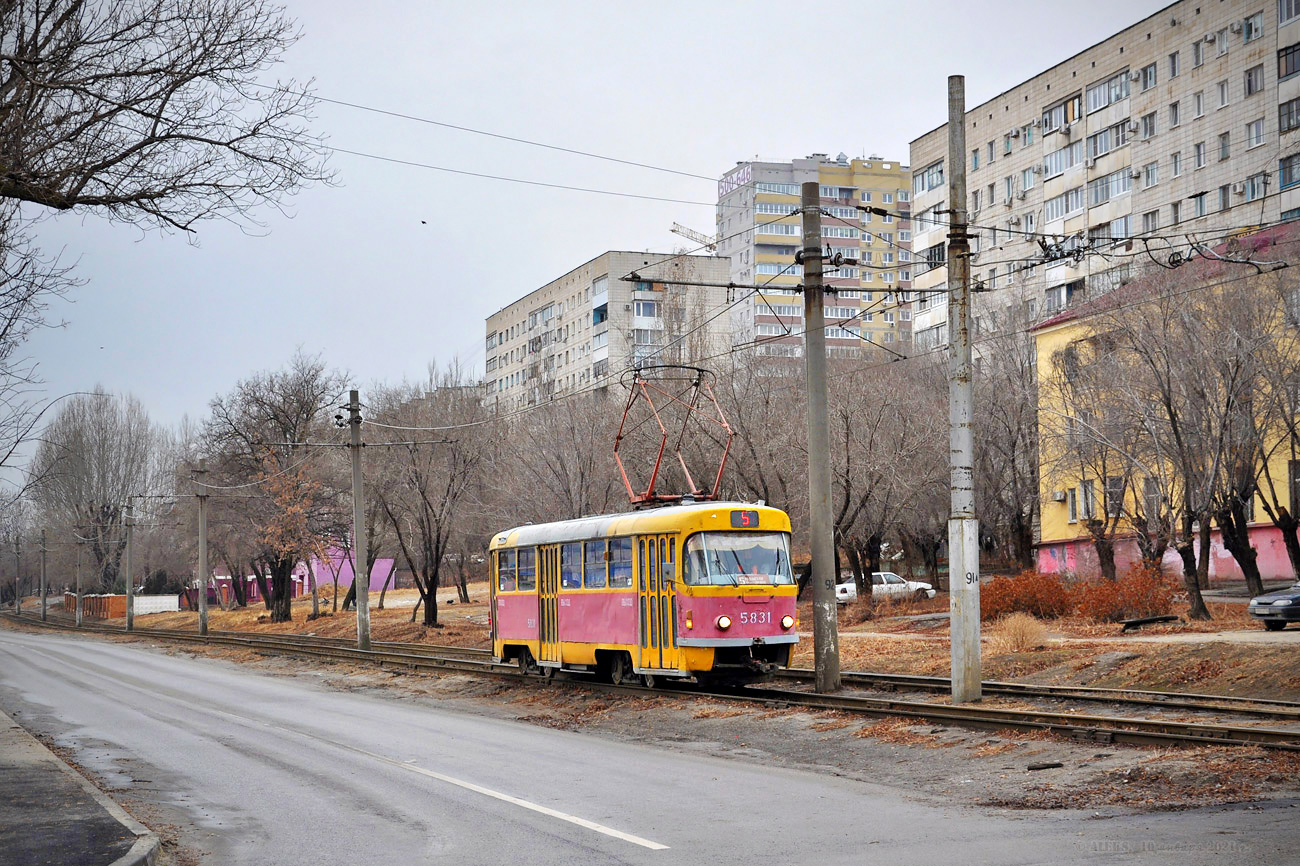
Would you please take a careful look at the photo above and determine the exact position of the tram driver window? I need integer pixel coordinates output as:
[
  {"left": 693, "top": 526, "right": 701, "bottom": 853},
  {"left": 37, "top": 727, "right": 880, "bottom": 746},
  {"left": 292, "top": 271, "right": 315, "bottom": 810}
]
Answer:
[
  {"left": 584, "top": 540, "right": 607, "bottom": 588},
  {"left": 516, "top": 547, "right": 537, "bottom": 591},
  {"left": 561, "top": 543, "right": 583, "bottom": 589},
  {"left": 497, "top": 550, "right": 516, "bottom": 592},
  {"left": 609, "top": 538, "right": 634, "bottom": 587}
]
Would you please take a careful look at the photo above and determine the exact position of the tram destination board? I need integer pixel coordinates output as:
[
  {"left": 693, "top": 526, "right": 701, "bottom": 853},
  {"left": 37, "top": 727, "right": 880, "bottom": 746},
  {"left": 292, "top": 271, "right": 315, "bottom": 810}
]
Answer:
[{"left": 730, "top": 510, "right": 760, "bottom": 528}]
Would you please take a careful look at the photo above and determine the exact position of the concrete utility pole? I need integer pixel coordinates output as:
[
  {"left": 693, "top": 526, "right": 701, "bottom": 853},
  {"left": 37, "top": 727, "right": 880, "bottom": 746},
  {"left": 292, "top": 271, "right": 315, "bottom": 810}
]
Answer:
[
  {"left": 348, "top": 390, "right": 372, "bottom": 651},
  {"left": 196, "top": 459, "right": 209, "bottom": 636},
  {"left": 13, "top": 535, "right": 19, "bottom": 616},
  {"left": 946, "top": 74, "right": 982, "bottom": 703},
  {"left": 39, "top": 530, "right": 47, "bottom": 622},
  {"left": 124, "top": 500, "right": 135, "bottom": 632},
  {"left": 75, "top": 542, "right": 83, "bottom": 627},
  {"left": 800, "top": 181, "right": 841, "bottom": 693}
]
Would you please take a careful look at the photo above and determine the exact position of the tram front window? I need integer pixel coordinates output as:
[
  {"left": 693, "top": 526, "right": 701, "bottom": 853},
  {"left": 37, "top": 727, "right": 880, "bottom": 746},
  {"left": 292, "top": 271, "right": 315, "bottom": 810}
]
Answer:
[{"left": 683, "top": 532, "right": 794, "bottom": 586}]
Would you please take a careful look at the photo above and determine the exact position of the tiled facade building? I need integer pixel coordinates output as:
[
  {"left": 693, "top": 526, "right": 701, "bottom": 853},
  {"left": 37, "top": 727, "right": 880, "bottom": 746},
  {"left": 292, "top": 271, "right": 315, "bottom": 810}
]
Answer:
[
  {"left": 484, "top": 251, "right": 731, "bottom": 408},
  {"left": 909, "top": 0, "right": 1300, "bottom": 348},
  {"left": 715, "top": 154, "right": 914, "bottom": 357}
]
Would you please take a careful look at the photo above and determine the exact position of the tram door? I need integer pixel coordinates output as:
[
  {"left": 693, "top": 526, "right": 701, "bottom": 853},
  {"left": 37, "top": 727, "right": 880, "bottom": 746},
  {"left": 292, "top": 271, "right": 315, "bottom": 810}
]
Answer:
[
  {"left": 638, "top": 535, "right": 679, "bottom": 671},
  {"left": 538, "top": 546, "right": 561, "bottom": 665}
]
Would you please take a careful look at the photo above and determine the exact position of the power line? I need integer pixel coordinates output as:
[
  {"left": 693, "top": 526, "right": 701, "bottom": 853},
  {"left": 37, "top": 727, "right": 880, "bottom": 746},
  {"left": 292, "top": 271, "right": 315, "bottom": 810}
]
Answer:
[{"left": 329, "top": 146, "right": 737, "bottom": 209}]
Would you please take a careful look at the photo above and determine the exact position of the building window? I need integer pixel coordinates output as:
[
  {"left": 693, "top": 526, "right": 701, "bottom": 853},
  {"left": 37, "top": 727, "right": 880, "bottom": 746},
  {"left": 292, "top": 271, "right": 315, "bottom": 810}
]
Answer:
[
  {"left": 1285, "top": 0, "right": 1300, "bottom": 26},
  {"left": 1281, "top": 96, "right": 1300, "bottom": 132},
  {"left": 634, "top": 300, "right": 659, "bottom": 317},
  {"left": 1044, "top": 187, "right": 1085, "bottom": 221},
  {"left": 1141, "top": 112, "right": 1157, "bottom": 139},
  {"left": 1086, "top": 70, "right": 1130, "bottom": 113},
  {"left": 1219, "top": 131, "right": 1231, "bottom": 161},
  {"left": 1246, "top": 172, "right": 1268, "bottom": 201},
  {"left": 1021, "top": 124, "right": 1035, "bottom": 146},
  {"left": 1140, "top": 62, "right": 1157, "bottom": 91},
  {"left": 1220, "top": 184, "right": 1232, "bottom": 212},
  {"left": 1193, "top": 39, "right": 1205, "bottom": 67},
  {"left": 1081, "top": 479, "right": 1096, "bottom": 520},
  {"left": 1169, "top": 101, "right": 1181, "bottom": 127},
  {"left": 882, "top": 193, "right": 894, "bottom": 204},
  {"left": 1245, "top": 65, "right": 1266, "bottom": 97},
  {"left": 1217, "top": 28, "right": 1230, "bottom": 57},
  {"left": 1042, "top": 94, "right": 1083, "bottom": 132},
  {"left": 1024, "top": 212, "right": 1036, "bottom": 234},
  {"left": 1143, "top": 161, "right": 1159, "bottom": 188},
  {"left": 1142, "top": 210, "right": 1160, "bottom": 233},
  {"left": 1218, "top": 79, "right": 1231, "bottom": 108},
  {"left": 1191, "top": 192, "right": 1208, "bottom": 217},
  {"left": 1282, "top": 43, "right": 1300, "bottom": 80},
  {"left": 1282, "top": 154, "right": 1300, "bottom": 189},
  {"left": 1044, "top": 140, "right": 1084, "bottom": 178},
  {"left": 1194, "top": 91, "right": 1205, "bottom": 117},
  {"left": 1171, "top": 151, "right": 1183, "bottom": 177},
  {"left": 1247, "top": 118, "right": 1266, "bottom": 147},
  {"left": 1171, "top": 200, "right": 1182, "bottom": 224},
  {"left": 1067, "top": 488, "right": 1079, "bottom": 523},
  {"left": 1169, "top": 51, "right": 1181, "bottom": 78},
  {"left": 1003, "top": 134, "right": 1013, "bottom": 155},
  {"left": 1245, "top": 11, "right": 1265, "bottom": 42},
  {"left": 1194, "top": 141, "right": 1207, "bottom": 168},
  {"left": 1087, "top": 120, "right": 1130, "bottom": 158},
  {"left": 913, "top": 161, "right": 943, "bottom": 195},
  {"left": 987, "top": 141, "right": 995, "bottom": 164}
]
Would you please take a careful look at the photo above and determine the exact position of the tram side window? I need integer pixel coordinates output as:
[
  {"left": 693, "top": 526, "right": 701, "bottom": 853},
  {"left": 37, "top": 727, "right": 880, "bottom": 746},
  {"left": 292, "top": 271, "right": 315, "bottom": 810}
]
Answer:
[
  {"left": 584, "top": 540, "right": 607, "bottom": 588},
  {"left": 560, "top": 543, "right": 583, "bottom": 589},
  {"left": 517, "top": 547, "right": 537, "bottom": 591},
  {"left": 609, "top": 538, "right": 634, "bottom": 588},
  {"left": 497, "top": 550, "right": 516, "bottom": 592}
]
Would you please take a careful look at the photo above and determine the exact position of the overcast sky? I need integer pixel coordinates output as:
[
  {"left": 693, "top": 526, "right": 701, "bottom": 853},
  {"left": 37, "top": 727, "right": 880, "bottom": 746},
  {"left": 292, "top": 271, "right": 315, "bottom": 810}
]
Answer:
[{"left": 24, "top": 0, "right": 1172, "bottom": 433}]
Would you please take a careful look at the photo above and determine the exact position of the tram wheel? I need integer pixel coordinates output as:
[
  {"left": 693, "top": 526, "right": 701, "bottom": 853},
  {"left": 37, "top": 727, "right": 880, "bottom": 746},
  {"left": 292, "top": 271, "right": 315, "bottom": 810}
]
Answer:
[
  {"left": 609, "top": 652, "right": 632, "bottom": 685},
  {"left": 540, "top": 664, "right": 557, "bottom": 681},
  {"left": 641, "top": 673, "right": 658, "bottom": 689},
  {"left": 517, "top": 648, "right": 537, "bottom": 675}
]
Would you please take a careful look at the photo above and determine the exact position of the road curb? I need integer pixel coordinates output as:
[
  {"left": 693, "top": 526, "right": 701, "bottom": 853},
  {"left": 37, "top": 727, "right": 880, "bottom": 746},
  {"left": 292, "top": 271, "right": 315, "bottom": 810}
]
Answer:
[{"left": 0, "top": 708, "right": 159, "bottom": 866}]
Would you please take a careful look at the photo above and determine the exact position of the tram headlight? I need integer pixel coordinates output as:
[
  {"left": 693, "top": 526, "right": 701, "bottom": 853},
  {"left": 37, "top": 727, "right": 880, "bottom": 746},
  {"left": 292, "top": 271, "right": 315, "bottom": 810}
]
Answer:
[
  {"left": 781, "top": 615, "right": 795, "bottom": 630},
  {"left": 716, "top": 614, "right": 732, "bottom": 630}
]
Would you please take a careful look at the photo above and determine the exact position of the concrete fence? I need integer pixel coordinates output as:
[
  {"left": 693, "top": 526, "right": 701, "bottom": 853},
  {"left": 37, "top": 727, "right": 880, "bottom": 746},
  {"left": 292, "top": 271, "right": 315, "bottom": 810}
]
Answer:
[{"left": 61, "top": 593, "right": 179, "bottom": 618}]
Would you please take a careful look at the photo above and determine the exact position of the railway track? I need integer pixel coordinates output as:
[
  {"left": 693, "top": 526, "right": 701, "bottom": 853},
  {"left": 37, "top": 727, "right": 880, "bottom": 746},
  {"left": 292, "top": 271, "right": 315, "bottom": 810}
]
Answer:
[
  {"left": 8, "top": 611, "right": 1300, "bottom": 751},
  {"left": 777, "top": 668, "right": 1300, "bottom": 720}
]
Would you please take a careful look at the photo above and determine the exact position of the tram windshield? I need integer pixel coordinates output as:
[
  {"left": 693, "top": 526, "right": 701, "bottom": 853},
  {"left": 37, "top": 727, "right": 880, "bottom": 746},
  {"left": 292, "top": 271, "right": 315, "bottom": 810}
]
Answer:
[{"left": 683, "top": 532, "right": 794, "bottom": 586}]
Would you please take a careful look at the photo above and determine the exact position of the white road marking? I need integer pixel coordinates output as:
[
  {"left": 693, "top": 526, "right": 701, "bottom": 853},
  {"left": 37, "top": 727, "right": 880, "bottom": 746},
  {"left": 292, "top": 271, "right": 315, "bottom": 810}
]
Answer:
[
  {"left": 3, "top": 633, "right": 670, "bottom": 852},
  {"left": 353, "top": 747, "right": 670, "bottom": 851}
]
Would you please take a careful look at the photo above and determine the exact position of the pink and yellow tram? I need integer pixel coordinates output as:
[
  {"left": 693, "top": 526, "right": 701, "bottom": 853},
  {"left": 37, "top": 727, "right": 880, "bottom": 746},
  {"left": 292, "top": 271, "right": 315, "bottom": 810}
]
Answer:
[{"left": 489, "top": 502, "right": 798, "bottom": 686}]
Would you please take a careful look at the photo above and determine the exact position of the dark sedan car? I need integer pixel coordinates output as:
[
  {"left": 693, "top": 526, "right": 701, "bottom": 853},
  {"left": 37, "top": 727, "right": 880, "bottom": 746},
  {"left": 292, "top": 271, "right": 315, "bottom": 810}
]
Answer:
[{"left": 1248, "top": 584, "right": 1300, "bottom": 630}]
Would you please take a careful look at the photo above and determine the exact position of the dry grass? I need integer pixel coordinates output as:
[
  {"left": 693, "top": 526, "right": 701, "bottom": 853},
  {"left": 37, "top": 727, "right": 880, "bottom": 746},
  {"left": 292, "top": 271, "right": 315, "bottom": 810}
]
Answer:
[
  {"left": 987, "top": 612, "right": 1048, "bottom": 654},
  {"left": 110, "top": 588, "right": 492, "bottom": 649}
]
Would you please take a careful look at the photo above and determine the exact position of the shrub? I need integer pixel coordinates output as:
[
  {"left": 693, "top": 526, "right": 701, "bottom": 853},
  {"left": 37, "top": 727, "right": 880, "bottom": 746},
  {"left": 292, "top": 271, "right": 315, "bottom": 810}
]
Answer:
[
  {"left": 1072, "top": 564, "right": 1177, "bottom": 623},
  {"left": 987, "top": 612, "right": 1048, "bottom": 654},
  {"left": 980, "top": 569, "right": 1072, "bottom": 621}
]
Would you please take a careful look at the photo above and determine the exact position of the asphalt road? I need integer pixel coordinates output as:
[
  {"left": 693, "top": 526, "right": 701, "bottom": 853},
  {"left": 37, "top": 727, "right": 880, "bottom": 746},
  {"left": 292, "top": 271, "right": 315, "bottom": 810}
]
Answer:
[{"left": 0, "top": 628, "right": 1296, "bottom": 865}]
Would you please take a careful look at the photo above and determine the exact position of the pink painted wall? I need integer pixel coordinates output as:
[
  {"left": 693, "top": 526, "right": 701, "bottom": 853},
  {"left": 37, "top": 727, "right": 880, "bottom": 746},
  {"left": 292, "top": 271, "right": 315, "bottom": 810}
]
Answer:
[{"left": 1037, "top": 524, "right": 1299, "bottom": 583}]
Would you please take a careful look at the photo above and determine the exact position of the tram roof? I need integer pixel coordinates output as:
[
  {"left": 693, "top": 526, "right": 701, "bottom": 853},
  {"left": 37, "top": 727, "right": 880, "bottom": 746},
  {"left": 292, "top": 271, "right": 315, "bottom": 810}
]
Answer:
[{"left": 489, "top": 501, "right": 789, "bottom": 549}]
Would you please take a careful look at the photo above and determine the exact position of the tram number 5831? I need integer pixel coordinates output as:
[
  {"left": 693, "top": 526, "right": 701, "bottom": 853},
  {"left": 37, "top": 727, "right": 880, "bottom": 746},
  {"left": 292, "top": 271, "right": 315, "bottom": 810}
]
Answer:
[{"left": 739, "top": 611, "right": 771, "bottom": 625}]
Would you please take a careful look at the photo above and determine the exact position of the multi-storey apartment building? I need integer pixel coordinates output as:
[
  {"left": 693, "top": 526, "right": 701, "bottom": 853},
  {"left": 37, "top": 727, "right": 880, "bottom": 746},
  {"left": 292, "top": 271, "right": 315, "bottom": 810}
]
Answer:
[
  {"left": 909, "top": 0, "right": 1300, "bottom": 349},
  {"left": 484, "top": 251, "right": 731, "bottom": 408},
  {"left": 715, "top": 154, "right": 914, "bottom": 357}
]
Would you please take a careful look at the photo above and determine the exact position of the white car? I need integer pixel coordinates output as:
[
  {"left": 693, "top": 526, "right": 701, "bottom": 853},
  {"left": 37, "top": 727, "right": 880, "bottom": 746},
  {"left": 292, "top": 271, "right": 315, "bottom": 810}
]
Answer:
[{"left": 835, "top": 571, "right": 937, "bottom": 604}]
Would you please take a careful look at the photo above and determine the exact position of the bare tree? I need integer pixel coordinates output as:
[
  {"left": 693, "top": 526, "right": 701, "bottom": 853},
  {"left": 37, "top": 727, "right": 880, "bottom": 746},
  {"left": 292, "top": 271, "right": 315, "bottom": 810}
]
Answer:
[
  {"left": 373, "top": 365, "right": 486, "bottom": 628},
  {"left": 203, "top": 352, "right": 346, "bottom": 621},
  {"left": 0, "top": 0, "right": 330, "bottom": 232},
  {"left": 28, "top": 387, "right": 171, "bottom": 590}
]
